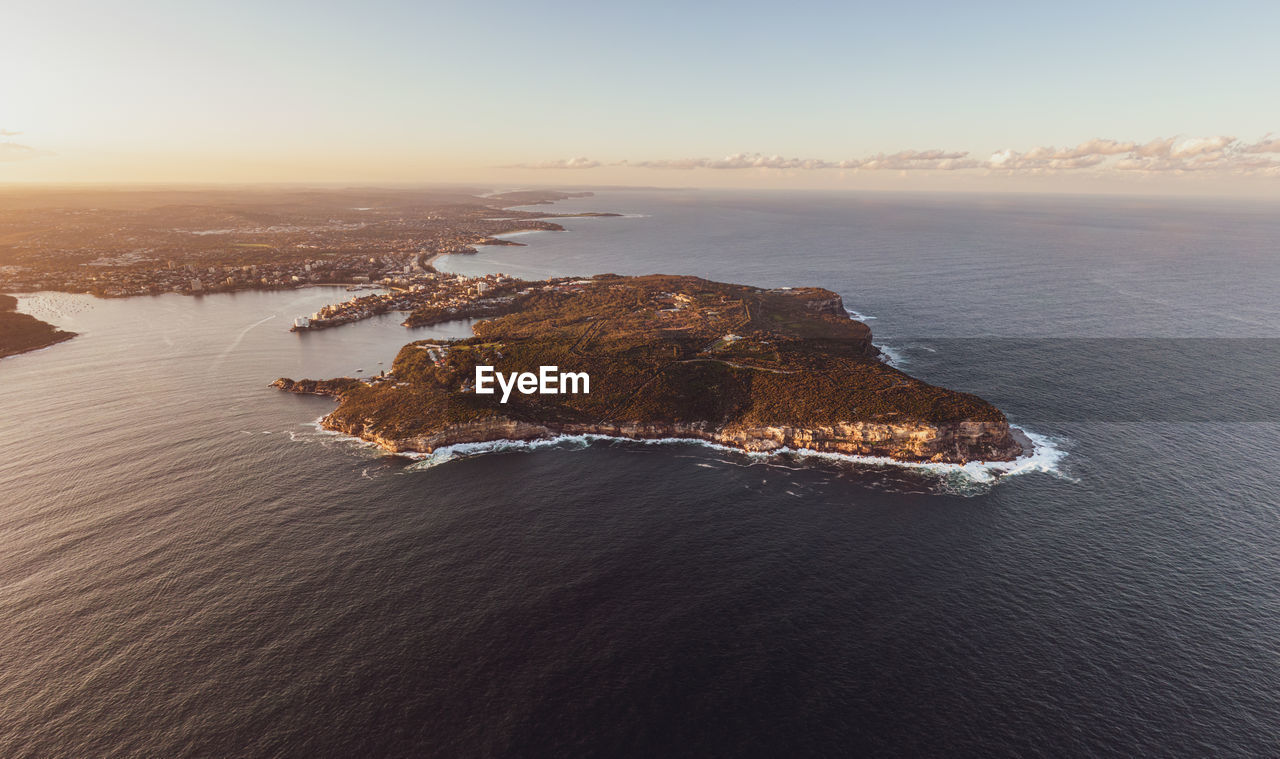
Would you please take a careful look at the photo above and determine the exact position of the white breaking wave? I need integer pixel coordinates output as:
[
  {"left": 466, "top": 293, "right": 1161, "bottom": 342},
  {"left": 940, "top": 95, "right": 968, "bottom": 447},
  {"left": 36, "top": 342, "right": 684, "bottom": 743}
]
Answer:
[
  {"left": 398, "top": 425, "right": 1071, "bottom": 488},
  {"left": 843, "top": 306, "right": 906, "bottom": 367},
  {"left": 875, "top": 344, "right": 908, "bottom": 368},
  {"left": 402, "top": 434, "right": 595, "bottom": 468},
  {"left": 284, "top": 416, "right": 384, "bottom": 454},
  {"left": 780, "top": 425, "right": 1069, "bottom": 484}
]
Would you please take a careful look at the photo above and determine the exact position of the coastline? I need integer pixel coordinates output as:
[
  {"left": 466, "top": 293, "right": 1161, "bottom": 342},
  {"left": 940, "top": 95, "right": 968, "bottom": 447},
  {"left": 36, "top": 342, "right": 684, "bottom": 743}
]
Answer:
[
  {"left": 430, "top": 211, "right": 618, "bottom": 277},
  {"left": 311, "top": 413, "right": 1024, "bottom": 464},
  {"left": 276, "top": 269, "right": 1035, "bottom": 472},
  {"left": 0, "top": 294, "right": 79, "bottom": 360},
  {"left": 304, "top": 410, "right": 1061, "bottom": 485},
  {"left": 0, "top": 189, "right": 596, "bottom": 300},
  {"left": 268, "top": 198, "right": 1059, "bottom": 480},
  {"left": 0, "top": 330, "right": 78, "bottom": 361}
]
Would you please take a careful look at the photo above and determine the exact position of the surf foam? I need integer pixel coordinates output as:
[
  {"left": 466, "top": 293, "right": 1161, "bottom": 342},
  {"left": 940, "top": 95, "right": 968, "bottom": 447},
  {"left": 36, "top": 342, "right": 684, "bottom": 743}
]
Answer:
[{"left": 398, "top": 424, "right": 1070, "bottom": 489}]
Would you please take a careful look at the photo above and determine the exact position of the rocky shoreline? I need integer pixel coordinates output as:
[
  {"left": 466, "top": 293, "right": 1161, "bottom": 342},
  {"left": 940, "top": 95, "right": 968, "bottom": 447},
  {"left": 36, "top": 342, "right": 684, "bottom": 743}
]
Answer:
[
  {"left": 0, "top": 294, "right": 78, "bottom": 360},
  {"left": 273, "top": 383, "right": 1024, "bottom": 464}
]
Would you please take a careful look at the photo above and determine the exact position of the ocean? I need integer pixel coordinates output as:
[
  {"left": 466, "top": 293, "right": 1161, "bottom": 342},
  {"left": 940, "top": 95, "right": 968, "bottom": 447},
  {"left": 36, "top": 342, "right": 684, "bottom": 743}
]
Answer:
[{"left": 2, "top": 190, "right": 1278, "bottom": 757}]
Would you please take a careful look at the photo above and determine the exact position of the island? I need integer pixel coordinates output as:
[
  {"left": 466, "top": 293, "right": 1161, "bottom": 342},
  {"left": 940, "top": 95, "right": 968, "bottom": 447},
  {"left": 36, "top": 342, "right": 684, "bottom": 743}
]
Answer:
[
  {"left": 0, "top": 294, "right": 76, "bottom": 360},
  {"left": 274, "top": 274, "right": 1024, "bottom": 464}
]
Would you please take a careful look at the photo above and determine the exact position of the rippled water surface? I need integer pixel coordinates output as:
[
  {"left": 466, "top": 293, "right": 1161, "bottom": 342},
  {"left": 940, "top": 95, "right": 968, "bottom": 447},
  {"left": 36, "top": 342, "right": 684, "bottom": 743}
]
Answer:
[{"left": 2, "top": 191, "right": 1279, "bottom": 757}]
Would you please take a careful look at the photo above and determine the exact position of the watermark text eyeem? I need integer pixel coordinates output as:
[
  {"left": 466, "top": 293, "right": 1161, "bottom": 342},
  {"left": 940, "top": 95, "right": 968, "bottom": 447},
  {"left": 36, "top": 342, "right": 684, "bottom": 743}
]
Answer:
[{"left": 474, "top": 365, "right": 590, "bottom": 403}]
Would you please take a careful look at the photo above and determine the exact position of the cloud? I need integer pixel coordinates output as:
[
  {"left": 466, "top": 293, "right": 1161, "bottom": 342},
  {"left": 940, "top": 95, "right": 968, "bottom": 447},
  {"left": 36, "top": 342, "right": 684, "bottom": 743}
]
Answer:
[
  {"left": 626, "top": 153, "right": 836, "bottom": 169},
  {"left": 502, "top": 156, "right": 601, "bottom": 169},
  {"left": 1069, "top": 138, "right": 1136, "bottom": 156},
  {"left": 1132, "top": 137, "right": 1176, "bottom": 158},
  {"left": 509, "top": 135, "right": 1280, "bottom": 177},
  {"left": 0, "top": 129, "right": 22, "bottom": 137},
  {"left": 844, "top": 150, "right": 980, "bottom": 170},
  {"left": 1172, "top": 135, "right": 1234, "bottom": 158},
  {"left": 986, "top": 138, "right": 1147, "bottom": 171},
  {"left": 972, "top": 135, "right": 1277, "bottom": 173},
  {"left": 1242, "top": 136, "right": 1280, "bottom": 153},
  {"left": 0, "top": 142, "right": 53, "bottom": 162},
  {"left": 626, "top": 150, "right": 978, "bottom": 171},
  {"left": 1111, "top": 136, "right": 1280, "bottom": 173}
]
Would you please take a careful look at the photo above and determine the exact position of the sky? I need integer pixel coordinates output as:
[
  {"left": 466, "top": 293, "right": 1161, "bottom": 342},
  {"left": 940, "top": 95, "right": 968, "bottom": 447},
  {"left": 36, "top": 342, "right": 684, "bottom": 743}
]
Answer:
[{"left": 2, "top": 0, "right": 1279, "bottom": 194}]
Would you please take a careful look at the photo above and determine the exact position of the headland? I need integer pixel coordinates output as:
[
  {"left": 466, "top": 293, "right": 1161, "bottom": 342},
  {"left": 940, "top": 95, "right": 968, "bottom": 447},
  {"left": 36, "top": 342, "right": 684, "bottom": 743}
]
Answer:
[
  {"left": 274, "top": 274, "right": 1023, "bottom": 464},
  {"left": 0, "top": 294, "right": 77, "bottom": 360}
]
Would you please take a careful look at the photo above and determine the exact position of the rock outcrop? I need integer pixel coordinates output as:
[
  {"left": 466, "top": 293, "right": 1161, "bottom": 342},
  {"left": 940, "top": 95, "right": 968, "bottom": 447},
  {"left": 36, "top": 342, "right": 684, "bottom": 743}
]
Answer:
[
  {"left": 270, "top": 377, "right": 360, "bottom": 396},
  {"left": 311, "top": 415, "right": 1022, "bottom": 463}
]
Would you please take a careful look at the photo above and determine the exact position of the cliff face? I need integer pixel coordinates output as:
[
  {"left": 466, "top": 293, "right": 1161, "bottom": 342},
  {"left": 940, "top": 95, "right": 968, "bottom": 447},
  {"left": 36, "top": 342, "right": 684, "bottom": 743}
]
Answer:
[
  {"left": 782, "top": 288, "right": 847, "bottom": 316},
  {"left": 314, "top": 414, "right": 1022, "bottom": 464}
]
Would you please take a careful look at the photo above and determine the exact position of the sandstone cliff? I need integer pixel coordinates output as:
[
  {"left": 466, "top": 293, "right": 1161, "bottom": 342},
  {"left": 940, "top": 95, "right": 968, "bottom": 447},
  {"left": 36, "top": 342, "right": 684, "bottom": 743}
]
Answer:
[{"left": 272, "top": 398, "right": 1022, "bottom": 464}]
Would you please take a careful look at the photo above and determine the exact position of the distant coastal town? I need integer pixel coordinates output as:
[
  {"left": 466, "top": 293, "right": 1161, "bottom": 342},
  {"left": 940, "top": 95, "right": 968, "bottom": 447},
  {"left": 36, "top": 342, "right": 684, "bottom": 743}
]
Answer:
[
  {"left": 290, "top": 269, "right": 521, "bottom": 332},
  {"left": 0, "top": 186, "right": 619, "bottom": 359},
  {"left": 0, "top": 187, "right": 612, "bottom": 300}
]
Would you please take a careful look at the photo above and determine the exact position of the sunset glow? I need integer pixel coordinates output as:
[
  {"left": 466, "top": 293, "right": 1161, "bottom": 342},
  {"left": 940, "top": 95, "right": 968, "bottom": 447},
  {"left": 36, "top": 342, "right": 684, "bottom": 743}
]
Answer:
[{"left": 4, "top": 0, "right": 1279, "bottom": 194}]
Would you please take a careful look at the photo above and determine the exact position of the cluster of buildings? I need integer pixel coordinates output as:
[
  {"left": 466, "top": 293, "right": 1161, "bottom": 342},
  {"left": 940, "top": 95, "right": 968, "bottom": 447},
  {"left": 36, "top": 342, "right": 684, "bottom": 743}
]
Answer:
[
  {"left": 292, "top": 272, "right": 519, "bottom": 331},
  {"left": 0, "top": 250, "right": 447, "bottom": 299},
  {"left": 0, "top": 197, "right": 566, "bottom": 299}
]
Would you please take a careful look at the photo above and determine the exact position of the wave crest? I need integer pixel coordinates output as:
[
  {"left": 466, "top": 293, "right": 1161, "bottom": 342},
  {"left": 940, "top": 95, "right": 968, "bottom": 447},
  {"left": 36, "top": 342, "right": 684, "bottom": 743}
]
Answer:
[{"left": 399, "top": 425, "right": 1071, "bottom": 491}]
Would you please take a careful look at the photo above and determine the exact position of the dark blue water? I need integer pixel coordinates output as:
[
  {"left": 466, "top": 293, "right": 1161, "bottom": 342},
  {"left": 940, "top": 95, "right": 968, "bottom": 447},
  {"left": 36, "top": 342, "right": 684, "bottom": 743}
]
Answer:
[{"left": 2, "top": 191, "right": 1279, "bottom": 757}]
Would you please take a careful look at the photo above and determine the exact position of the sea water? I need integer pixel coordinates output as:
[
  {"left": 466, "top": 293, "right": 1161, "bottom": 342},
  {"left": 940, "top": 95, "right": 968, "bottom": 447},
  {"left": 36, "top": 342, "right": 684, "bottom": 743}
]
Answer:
[{"left": 2, "top": 190, "right": 1279, "bottom": 756}]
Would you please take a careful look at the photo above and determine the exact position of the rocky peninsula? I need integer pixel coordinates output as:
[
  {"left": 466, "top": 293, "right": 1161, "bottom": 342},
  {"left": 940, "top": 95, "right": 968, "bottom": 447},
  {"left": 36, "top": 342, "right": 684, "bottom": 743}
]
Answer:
[
  {"left": 274, "top": 274, "right": 1023, "bottom": 464},
  {"left": 0, "top": 294, "right": 76, "bottom": 360}
]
